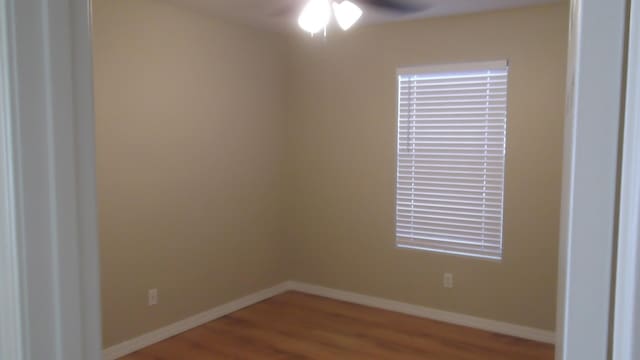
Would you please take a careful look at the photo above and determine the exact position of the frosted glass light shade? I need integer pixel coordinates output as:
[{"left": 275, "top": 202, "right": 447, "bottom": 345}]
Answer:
[
  {"left": 332, "top": 1, "right": 362, "bottom": 30},
  {"left": 298, "top": 0, "right": 332, "bottom": 34}
]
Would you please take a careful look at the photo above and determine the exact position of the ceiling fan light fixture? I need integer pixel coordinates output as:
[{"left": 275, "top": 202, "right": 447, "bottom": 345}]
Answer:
[
  {"left": 298, "top": 0, "right": 332, "bottom": 34},
  {"left": 332, "top": 1, "right": 363, "bottom": 31}
]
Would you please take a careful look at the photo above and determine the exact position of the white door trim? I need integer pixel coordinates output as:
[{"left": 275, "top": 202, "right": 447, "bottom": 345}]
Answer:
[
  {"left": 557, "top": 0, "right": 628, "bottom": 359},
  {"left": 0, "top": 0, "right": 25, "bottom": 358},
  {"left": 613, "top": 0, "right": 640, "bottom": 357},
  {"left": 67, "top": 0, "right": 104, "bottom": 357},
  {"left": 1, "top": 0, "right": 102, "bottom": 359}
]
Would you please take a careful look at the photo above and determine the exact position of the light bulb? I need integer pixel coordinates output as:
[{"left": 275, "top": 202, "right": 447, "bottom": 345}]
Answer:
[
  {"left": 298, "top": 0, "right": 332, "bottom": 34},
  {"left": 332, "top": 1, "right": 362, "bottom": 31}
]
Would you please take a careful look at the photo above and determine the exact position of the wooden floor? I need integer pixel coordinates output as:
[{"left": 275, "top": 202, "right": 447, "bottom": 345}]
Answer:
[{"left": 120, "top": 291, "right": 554, "bottom": 360}]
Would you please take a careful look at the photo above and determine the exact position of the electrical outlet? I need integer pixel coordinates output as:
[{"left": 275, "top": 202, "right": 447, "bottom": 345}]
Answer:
[
  {"left": 443, "top": 273, "right": 454, "bottom": 288},
  {"left": 148, "top": 288, "right": 158, "bottom": 306}
]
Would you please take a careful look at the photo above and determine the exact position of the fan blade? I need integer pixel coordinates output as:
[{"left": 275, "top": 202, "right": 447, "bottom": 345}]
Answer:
[
  {"left": 271, "top": 2, "right": 302, "bottom": 18},
  {"left": 361, "top": 0, "right": 430, "bottom": 13}
]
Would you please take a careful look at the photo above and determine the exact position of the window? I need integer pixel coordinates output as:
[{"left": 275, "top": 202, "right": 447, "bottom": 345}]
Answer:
[{"left": 395, "top": 61, "right": 508, "bottom": 260}]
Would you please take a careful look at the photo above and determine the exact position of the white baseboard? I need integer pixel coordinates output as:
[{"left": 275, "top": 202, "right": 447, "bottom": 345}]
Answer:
[
  {"left": 103, "top": 280, "right": 555, "bottom": 359},
  {"left": 287, "top": 281, "right": 556, "bottom": 344},
  {"left": 102, "top": 282, "right": 290, "bottom": 360}
]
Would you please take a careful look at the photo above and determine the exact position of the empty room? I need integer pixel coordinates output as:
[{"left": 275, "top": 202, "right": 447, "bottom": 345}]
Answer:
[{"left": 94, "top": 0, "right": 568, "bottom": 358}]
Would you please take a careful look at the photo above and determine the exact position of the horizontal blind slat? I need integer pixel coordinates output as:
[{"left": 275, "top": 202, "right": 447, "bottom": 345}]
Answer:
[
  {"left": 399, "top": 92, "right": 507, "bottom": 100},
  {"left": 397, "top": 207, "right": 502, "bottom": 219},
  {"left": 397, "top": 176, "right": 504, "bottom": 185},
  {"left": 397, "top": 198, "right": 503, "bottom": 209},
  {"left": 396, "top": 213, "right": 503, "bottom": 226},
  {"left": 399, "top": 111, "right": 506, "bottom": 116},
  {"left": 400, "top": 104, "right": 507, "bottom": 111},
  {"left": 399, "top": 98, "right": 507, "bottom": 106},
  {"left": 396, "top": 215, "right": 502, "bottom": 229},
  {"left": 400, "top": 77, "right": 507, "bottom": 83},
  {"left": 397, "top": 202, "right": 502, "bottom": 215},
  {"left": 397, "top": 241, "right": 501, "bottom": 260},
  {"left": 397, "top": 238, "right": 502, "bottom": 252},
  {"left": 399, "top": 157, "right": 504, "bottom": 163},
  {"left": 398, "top": 130, "right": 506, "bottom": 135},
  {"left": 398, "top": 170, "right": 502, "bottom": 178},
  {"left": 397, "top": 152, "right": 505, "bottom": 159},
  {"left": 400, "top": 136, "right": 507, "bottom": 141},
  {"left": 399, "top": 120, "right": 505, "bottom": 125},
  {"left": 396, "top": 234, "right": 502, "bottom": 248},
  {"left": 397, "top": 184, "right": 504, "bottom": 193},
  {"left": 397, "top": 189, "right": 504, "bottom": 198},
  {"left": 396, "top": 224, "right": 502, "bottom": 238},
  {"left": 399, "top": 85, "right": 507, "bottom": 93},
  {"left": 400, "top": 144, "right": 503, "bottom": 155}
]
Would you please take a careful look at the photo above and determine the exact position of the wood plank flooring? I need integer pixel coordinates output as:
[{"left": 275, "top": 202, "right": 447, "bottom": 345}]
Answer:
[{"left": 120, "top": 291, "right": 554, "bottom": 359}]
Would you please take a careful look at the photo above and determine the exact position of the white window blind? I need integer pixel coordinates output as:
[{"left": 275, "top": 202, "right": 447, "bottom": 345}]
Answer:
[{"left": 396, "top": 60, "right": 508, "bottom": 260}]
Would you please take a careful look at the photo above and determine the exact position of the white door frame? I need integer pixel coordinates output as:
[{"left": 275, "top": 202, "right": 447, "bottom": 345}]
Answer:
[
  {"left": 555, "top": 0, "right": 629, "bottom": 358},
  {"left": 0, "top": 0, "right": 634, "bottom": 359},
  {"left": 0, "top": 0, "right": 102, "bottom": 359},
  {"left": 0, "top": 1, "right": 24, "bottom": 359},
  {"left": 613, "top": 0, "right": 640, "bottom": 358}
]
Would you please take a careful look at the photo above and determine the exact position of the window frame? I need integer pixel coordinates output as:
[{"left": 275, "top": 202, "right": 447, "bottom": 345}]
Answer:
[{"left": 394, "top": 60, "right": 509, "bottom": 261}]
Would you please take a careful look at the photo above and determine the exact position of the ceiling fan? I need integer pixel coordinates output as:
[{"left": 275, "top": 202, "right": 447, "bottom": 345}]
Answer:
[{"left": 296, "top": 0, "right": 430, "bottom": 34}]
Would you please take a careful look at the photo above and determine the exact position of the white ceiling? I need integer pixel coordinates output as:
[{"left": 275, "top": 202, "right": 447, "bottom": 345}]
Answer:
[{"left": 169, "top": 0, "right": 562, "bottom": 31}]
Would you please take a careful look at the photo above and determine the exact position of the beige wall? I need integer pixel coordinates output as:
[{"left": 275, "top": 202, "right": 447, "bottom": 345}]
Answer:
[
  {"left": 95, "top": 0, "right": 568, "bottom": 347},
  {"left": 285, "top": 3, "right": 568, "bottom": 331},
  {"left": 93, "top": 0, "right": 288, "bottom": 346}
]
